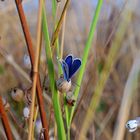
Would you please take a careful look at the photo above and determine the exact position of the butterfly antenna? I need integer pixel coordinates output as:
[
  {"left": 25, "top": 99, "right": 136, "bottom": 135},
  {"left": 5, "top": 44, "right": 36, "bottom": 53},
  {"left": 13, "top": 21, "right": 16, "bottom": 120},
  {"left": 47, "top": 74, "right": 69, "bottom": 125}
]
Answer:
[{"left": 72, "top": 81, "right": 80, "bottom": 87}]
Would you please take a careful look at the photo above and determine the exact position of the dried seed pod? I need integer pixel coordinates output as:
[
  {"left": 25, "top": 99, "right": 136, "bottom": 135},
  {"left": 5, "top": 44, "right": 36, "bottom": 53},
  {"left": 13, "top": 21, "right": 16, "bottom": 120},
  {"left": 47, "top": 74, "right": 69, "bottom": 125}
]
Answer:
[
  {"left": 23, "top": 107, "right": 30, "bottom": 119},
  {"left": 66, "top": 92, "right": 75, "bottom": 106},
  {"left": 2, "top": 98, "right": 10, "bottom": 111},
  {"left": 56, "top": 77, "right": 71, "bottom": 93},
  {"left": 11, "top": 87, "right": 24, "bottom": 102}
]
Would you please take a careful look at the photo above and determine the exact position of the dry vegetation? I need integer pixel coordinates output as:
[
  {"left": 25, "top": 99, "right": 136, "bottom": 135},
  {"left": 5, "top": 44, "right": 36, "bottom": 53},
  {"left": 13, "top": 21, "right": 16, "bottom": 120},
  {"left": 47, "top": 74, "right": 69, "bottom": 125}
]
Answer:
[{"left": 0, "top": 0, "right": 140, "bottom": 140}]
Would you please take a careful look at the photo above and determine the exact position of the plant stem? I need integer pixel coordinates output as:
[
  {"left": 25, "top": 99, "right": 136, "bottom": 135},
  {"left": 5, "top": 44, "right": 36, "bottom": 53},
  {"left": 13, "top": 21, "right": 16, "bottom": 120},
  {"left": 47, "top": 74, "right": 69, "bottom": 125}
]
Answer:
[
  {"left": 52, "top": 0, "right": 69, "bottom": 135},
  {"left": 67, "top": 127, "right": 70, "bottom": 140},
  {"left": 69, "top": 0, "right": 103, "bottom": 127},
  {"left": 15, "top": 1, "right": 49, "bottom": 139},
  {"left": 28, "top": 0, "right": 43, "bottom": 139},
  {"left": 51, "top": 0, "right": 70, "bottom": 46},
  {"left": 79, "top": 1, "right": 133, "bottom": 138},
  {"left": 42, "top": 4, "right": 66, "bottom": 140},
  {"left": 0, "top": 97, "right": 13, "bottom": 140}
]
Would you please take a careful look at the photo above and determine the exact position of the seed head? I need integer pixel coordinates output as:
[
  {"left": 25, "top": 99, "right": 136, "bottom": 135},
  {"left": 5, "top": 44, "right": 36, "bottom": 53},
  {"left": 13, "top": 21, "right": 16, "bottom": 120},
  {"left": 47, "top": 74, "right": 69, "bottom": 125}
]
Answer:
[
  {"left": 23, "top": 107, "right": 30, "bottom": 119},
  {"left": 11, "top": 87, "right": 24, "bottom": 102},
  {"left": 56, "top": 77, "right": 71, "bottom": 93}
]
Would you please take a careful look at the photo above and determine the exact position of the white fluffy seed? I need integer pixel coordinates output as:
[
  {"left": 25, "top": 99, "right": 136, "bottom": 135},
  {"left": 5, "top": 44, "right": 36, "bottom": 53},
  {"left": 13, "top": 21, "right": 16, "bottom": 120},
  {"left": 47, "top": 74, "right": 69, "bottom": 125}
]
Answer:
[
  {"left": 23, "top": 54, "right": 31, "bottom": 68},
  {"left": 35, "top": 119, "right": 42, "bottom": 134},
  {"left": 23, "top": 107, "right": 30, "bottom": 118}
]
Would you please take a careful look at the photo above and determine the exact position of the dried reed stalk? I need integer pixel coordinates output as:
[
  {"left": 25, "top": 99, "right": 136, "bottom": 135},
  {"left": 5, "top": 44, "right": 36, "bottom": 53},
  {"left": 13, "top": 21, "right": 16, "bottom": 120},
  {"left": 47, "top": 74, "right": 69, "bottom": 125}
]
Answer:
[
  {"left": 15, "top": 0, "right": 49, "bottom": 139},
  {"left": 112, "top": 1, "right": 138, "bottom": 140},
  {"left": 60, "top": 8, "right": 67, "bottom": 59},
  {"left": 0, "top": 97, "right": 13, "bottom": 140},
  {"left": 28, "top": 0, "right": 43, "bottom": 139},
  {"left": 51, "top": 0, "right": 70, "bottom": 46},
  {"left": 113, "top": 54, "right": 140, "bottom": 140}
]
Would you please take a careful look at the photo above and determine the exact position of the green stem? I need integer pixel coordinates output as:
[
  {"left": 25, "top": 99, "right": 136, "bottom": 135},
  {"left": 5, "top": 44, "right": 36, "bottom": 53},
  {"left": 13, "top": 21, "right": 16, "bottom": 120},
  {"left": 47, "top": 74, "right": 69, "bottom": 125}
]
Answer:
[
  {"left": 52, "top": 0, "right": 70, "bottom": 132},
  {"left": 69, "top": 0, "right": 103, "bottom": 125},
  {"left": 42, "top": 5, "right": 66, "bottom": 140},
  {"left": 67, "top": 127, "right": 70, "bottom": 140}
]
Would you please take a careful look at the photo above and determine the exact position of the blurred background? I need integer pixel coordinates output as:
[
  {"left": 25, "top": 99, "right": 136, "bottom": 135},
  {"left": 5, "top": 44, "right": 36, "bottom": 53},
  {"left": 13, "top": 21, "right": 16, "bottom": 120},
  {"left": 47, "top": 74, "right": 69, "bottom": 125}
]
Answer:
[{"left": 0, "top": 0, "right": 140, "bottom": 140}]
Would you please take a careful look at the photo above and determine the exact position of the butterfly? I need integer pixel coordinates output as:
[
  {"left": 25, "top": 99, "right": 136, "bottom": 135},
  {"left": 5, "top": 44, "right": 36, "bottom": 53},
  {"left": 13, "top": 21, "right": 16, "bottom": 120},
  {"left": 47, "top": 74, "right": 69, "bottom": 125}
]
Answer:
[
  {"left": 59, "top": 54, "right": 82, "bottom": 82},
  {"left": 56, "top": 54, "right": 81, "bottom": 93}
]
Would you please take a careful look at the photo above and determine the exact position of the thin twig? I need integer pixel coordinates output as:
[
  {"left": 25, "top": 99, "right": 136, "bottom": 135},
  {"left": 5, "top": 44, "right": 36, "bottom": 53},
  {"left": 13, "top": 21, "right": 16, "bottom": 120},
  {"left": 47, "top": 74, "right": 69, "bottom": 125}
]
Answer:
[{"left": 15, "top": 0, "right": 49, "bottom": 139}]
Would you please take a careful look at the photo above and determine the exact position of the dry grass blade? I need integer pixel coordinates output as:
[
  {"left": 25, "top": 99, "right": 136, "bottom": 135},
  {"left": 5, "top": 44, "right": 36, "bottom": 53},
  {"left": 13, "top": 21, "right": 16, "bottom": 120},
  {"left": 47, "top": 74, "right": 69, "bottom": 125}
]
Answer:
[
  {"left": 96, "top": 105, "right": 117, "bottom": 138},
  {"left": 113, "top": 53, "right": 140, "bottom": 140}
]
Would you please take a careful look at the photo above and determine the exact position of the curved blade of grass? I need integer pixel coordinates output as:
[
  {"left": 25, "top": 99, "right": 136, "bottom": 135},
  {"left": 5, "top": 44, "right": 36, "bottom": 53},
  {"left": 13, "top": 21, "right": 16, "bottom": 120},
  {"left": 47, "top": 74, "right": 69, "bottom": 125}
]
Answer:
[
  {"left": 42, "top": 4, "right": 66, "bottom": 140},
  {"left": 69, "top": 0, "right": 103, "bottom": 125}
]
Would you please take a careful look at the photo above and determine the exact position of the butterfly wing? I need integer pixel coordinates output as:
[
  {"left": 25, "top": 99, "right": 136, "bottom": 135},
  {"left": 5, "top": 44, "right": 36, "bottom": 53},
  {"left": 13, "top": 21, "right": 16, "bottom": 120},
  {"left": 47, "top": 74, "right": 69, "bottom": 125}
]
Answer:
[
  {"left": 60, "top": 60, "right": 69, "bottom": 81},
  {"left": 69, "top": 58, "right": 81, "bottom": 79},
  {"left": 65, "top": 54, "right": 73, "bottom": 69}
]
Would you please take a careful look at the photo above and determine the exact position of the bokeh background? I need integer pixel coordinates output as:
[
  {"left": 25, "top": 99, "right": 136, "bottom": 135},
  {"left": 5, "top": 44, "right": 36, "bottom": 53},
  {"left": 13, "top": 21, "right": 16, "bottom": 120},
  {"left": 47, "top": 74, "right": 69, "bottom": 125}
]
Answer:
[{"left": 0, "top": 0, "right": 140, "bottom": 140}]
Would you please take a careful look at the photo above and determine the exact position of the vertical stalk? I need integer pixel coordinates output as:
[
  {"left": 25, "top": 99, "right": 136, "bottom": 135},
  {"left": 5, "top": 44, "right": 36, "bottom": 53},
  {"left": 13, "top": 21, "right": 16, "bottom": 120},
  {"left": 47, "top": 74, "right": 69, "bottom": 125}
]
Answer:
[
  {"left": 0, "top": 97, "right": 13, "bottom": 140},
  {"left": 15, "top": 0, "right": 49, "bottom": 139},
  {"left": 28, "top": 1, "right": 43, "bottom": 139},
  {"left": 51, "top": 0, "right": 70, "bottom": 46},
  {"left": 42, "top": 5, "right": 66, "bottom": 139},
  {"left": 69, "top": 0, "right": 103, "bottom": 127}
]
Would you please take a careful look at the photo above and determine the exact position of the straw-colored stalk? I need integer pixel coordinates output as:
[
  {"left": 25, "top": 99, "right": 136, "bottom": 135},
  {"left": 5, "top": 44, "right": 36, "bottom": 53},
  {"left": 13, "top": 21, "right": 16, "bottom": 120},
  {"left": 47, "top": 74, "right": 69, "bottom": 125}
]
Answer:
[
  {"left": 28, "top": 0, "right": 43, "bottom": 139},
  {"left": 15, "top": 0, "right": 49, "bottom": 136},
  {"left": 51, "top": 0, "right": 70, "bottom": 47},
  {"left": 78, "top": 1, "right": 133, "bottom": 139},
  {"left": 32, "top": 105, "right": 39, "bottom": 139},
  {"left": 113, "top": 53, "right": 140, "bottom": 140},
  {"left": 60, "top": 9, "right": 67, "bottom": 59}
]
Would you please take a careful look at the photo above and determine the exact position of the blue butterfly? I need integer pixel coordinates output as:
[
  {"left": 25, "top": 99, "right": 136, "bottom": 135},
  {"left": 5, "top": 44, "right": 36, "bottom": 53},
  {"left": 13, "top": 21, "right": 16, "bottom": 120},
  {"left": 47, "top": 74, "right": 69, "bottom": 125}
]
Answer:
[{"left": 59, "top": 54, "right": 82, "bottom": 82}]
